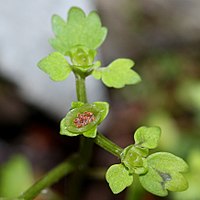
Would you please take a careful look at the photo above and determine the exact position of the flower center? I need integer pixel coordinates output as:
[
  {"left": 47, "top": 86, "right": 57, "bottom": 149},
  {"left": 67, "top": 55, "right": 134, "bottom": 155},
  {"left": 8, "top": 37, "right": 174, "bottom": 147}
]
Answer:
[{"left": 74, "top": 111, "right": 95, "bottom": 128}]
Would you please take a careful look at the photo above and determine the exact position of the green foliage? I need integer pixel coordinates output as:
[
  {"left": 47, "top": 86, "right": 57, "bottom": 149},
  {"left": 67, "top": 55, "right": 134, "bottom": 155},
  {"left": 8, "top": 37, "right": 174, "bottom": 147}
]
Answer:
[
  {"left": 106, "top": 164, "right": 133, "bottom": 194},
  {"left": 106, "top": 126, "right": 188, "bottom": 196},
  {"left": 0, "top": 155, "right": 33, "bottom": 198},
  {"left": 172, "top": 149, "right": 200, "bottom": 200},
  {"left": 37, "top": 7, "right": 107, "bottom": 81},
  {"left": 92, "top": 58, "right": 141, "bottom": 88},
  {"left": 60, "top": 101, "right": 109, "bottom": 138},
  {"left": 134, "top": 126, "right": 161, "bottom": 149},
  {"left": 50, "top": 7, "right": 107, "bottom": 55},
  {"left": 139, "top": 152, "right": 188, "bottom": 196},
  {"left": 37, "top": 52, "right": 71, "bottom": 81},
  {"left": 38, "top": 7, "right": 142, "bottom": 89},
  {"left": 34, "top": 6, "right": 189, "bottom": 199}
]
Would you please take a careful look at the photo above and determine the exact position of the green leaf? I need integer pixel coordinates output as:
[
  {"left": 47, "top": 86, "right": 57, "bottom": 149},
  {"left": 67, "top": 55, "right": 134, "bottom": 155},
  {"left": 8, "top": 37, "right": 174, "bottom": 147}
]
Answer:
[
  {"left": 95, "top": 59, "right": 141, "bottom": 88},
  {"left": 82, "top": 126, "right": 97, "bottom": 138},
  {"left": 106, "top": 164, "right": 133, "bottom": 194},
  {"left": 139, "top": 152, "right": 189, "bottom": 196},
  {"left": 50, "top": 7, "right": 107, "bottom": 55},
  {"left": 93, "top": 102, "right": 109, "bottom": 123},
  {"left": 37, "top": 52, "right": 71, "bottom": 81},
  {"left": 60, "top": 118, "right": 79, "bottom": 136},
  {"left": 71, "top": 101, "right": 85, "bottom": 109},
  {"left": 121, "top": 145, "right": 148, "bottom": 175},
  {"left": 134, "top": 126, "right": 161, "bottom": 149}
]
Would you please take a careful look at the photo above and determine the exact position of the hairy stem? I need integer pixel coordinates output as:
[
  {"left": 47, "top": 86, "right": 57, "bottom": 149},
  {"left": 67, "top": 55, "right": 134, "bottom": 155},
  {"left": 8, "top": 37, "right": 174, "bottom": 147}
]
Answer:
[
  {"left": 18, "top": 155, "right": 79, "bottom": 200},
  {"left": 95, "top": 132, "right": 123, "bottom": 158}
]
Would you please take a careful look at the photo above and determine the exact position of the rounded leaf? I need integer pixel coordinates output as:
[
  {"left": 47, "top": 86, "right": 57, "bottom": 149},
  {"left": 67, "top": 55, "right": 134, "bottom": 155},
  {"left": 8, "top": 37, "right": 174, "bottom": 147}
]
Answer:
[
  {"left": 134, "top": 126, "right": 161, "bottom": 149},
  {"left": 37, "top": 52, "right": 71, "bottom": 81},
  {"left": 106, "top": 164, "right": 133, "bottom": 194},
  {"left": 101, "top": 59, "right": 141, "bottom": 88},
  {"left": 82, "top": 126, "right": 97, "bottom": 138},
  {"left": 139, "top": 152, "right": 189, "bottom": 196},
  {"left": 50, "top": 7, "right": 107, "bottom": 54},
  {"left": 60, "top": 118, "right": 79, "bottom": 137},
  {"left": 93, "top": 101, "right": 109, "bottom": 123}
]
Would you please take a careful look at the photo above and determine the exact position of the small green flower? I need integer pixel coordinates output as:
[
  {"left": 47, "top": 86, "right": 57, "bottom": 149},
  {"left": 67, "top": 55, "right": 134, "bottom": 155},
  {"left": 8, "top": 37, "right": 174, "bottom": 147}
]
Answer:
[
  {"left": 69, "top": 46, "right": 96, "bottom": 68},
  {"left": 60, "top": 101, "right": 109, "bottom": 138},
  {"left": 121, "top": 145, "right": 148, "bottom": 175},
  {"left": 69, "top": 45, "right": 101, "bottom": 75}
]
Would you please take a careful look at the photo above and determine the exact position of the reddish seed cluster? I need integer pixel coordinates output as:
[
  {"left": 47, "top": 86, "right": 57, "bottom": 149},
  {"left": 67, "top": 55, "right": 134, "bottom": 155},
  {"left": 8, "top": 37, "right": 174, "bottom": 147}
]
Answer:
[{"left": 74, "top": 111, "right": 95, "bottom": 128}]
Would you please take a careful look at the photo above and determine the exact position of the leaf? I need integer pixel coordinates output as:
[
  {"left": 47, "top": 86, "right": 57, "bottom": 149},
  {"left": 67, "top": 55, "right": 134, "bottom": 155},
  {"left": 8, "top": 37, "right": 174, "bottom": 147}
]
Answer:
[
  {"left": 50, "top": 7, "right": 107, "bottom": 55},
  {"left": 94, "top": 59, "right": 141, "bottom": 88},
  {"left": 60, "top": 118, "right": 79, "bottom": 136},
  {"left": 139, "top": 152, "right": 189, "bottom": 196},
  {"left": 106, "top": 164, "right": 133, "bottom": 194},
  {"left": 134, "top": 126, "right": 161, "bottom": 149},
  {"left": 71, "top": 101, "right": 85, "bottom": 109},
  {"left": 82, "top": 126, "right": 97, "bottom": 138},
  {"left": 37, "top": 52, "right": 71, "bottom": 81},
  {"left": 93, "top": 102, "right": 109, "bottom": 123}
]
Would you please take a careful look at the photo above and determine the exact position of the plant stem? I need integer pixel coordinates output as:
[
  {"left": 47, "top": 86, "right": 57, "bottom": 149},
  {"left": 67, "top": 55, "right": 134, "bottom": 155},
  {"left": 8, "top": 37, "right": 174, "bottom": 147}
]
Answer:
[
  {"left": 75, "top": 74, "right": 94, "bottom": 164},
  {"left": 68, "top": 74, "right": 94, "bottom": 200},
  {"left": 75, "top": 74, "right": 87, "bottom": 103},
  {"left": 18, "top": 155, "right": 79, "bottom": 200},
  {"left": 18, "top": 74, "right": 125, "bottom": 200},
  {"left": 95, "top": 132, "right": 123, "bottom": 158}
]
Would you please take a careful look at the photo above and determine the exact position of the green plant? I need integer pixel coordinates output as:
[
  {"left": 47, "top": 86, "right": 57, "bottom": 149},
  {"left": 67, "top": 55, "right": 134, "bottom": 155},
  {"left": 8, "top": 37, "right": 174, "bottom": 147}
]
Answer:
[{"left": 3, "top": 7, "right": 189, "bottom": 200}]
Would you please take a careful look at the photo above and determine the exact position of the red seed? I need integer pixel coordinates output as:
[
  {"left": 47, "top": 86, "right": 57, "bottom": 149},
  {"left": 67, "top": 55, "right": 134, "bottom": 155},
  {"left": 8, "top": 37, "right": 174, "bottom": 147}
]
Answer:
[{"left": 73, "top": 111, "right": 95, "bottom": 128}]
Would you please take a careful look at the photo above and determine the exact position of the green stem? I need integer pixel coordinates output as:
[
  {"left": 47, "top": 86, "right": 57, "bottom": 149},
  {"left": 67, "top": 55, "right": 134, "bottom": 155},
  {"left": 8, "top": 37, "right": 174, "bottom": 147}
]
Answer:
[
  {"left": 18, "top": 73, "right": 125, "bottom": 200},
  {"left": 75, "top": 73, "right": 93, "bottom": 164},
  {"left": 75, "top": 74, "right": 87, "bottom": 103},
  {"left": 18, "top": 155, "right": 79, "bottom": 200},
  {"left": 75, "top": 74, "right": 94, "bottom": 164},
  {"left": 68, "top": 74, "right": 93, "bottom": 200},
  {"left": 95, "top": 132, "right": 123, "bottom": 158}
]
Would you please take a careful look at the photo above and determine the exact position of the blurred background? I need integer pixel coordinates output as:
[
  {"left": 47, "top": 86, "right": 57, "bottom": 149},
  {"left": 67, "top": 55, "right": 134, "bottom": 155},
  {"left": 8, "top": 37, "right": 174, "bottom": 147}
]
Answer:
[{"left": 0, "top": 0, "right": 200, "bottom": 199}]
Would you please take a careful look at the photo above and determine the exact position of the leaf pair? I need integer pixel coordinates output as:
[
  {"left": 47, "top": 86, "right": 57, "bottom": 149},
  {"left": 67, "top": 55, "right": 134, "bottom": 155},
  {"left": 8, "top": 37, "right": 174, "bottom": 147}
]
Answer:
[
  {"left": 37, "top": 7, "right": 141, "bottom": 89},
  {"left": 38, "top": 7, "right": 106, "bottom": 81},
  {"left": 106, "top": 126, "right": 188, "bottom": 196},
  {"left": 106, "top": 126, "right": 161, "bottom": 194}
]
